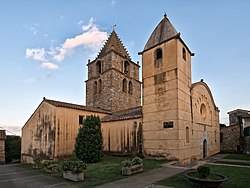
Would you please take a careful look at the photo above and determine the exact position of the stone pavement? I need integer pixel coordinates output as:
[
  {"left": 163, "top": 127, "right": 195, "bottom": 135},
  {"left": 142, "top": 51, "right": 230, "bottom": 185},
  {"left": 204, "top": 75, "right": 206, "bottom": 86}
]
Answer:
[
  {"left": 0, "top": 164, "right": 76, "bottom": 188},
  {"left": 96, "top": 165, "right": 186, "bottom": 188}
]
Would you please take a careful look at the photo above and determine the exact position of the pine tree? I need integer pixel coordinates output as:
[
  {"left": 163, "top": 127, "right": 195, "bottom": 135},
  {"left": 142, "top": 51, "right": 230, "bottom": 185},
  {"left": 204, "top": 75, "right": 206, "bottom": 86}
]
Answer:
[{"left": 75, "top": 115, "right": 103, "bottom": 163}]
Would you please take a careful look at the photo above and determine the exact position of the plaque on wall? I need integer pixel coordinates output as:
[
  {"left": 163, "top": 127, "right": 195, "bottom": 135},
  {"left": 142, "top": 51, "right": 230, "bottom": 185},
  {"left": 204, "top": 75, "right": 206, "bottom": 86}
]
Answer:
[{"left": 163, "top": 121, "right": 174, "bottom": 128}]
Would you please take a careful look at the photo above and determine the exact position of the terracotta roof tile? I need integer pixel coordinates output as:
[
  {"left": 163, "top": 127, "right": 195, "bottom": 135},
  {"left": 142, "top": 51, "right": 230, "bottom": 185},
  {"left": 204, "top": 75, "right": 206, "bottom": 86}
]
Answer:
[
  {"left": 44, "top": 98, "right": 111, "bottom": 114},
  {"left": 101, "top": 106, "right": 142, "bottom": 122}
]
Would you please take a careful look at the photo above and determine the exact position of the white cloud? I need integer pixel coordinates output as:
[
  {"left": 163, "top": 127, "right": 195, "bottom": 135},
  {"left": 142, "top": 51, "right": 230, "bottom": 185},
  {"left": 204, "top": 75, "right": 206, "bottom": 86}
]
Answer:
[
  {"left": 30, "top": 27, "right": 38, "bottom": 35},
  {"left": 78, "top": 20, "right": 83, "bottom": 26},
  {"left": 82, "top": 17, "right": 94, "bottom": 31},
  {"left": 26, "top": 18, "right": 107, "bottom": 71},
  {"left": 26, "top": 48, "right": 46, "bottom": 61},
  {"left": 30, "top": 22, "right": 40, "bottom": 35},
  {"left": 40, "top": 62, "right": 59, "bottom": 70},
  {"left": 111, "top": 0, "right": 117, "bottom": 7},
  {"left": 53, "top": 18, "right": 107, "bottom": 62},
  {"left": 22, "top": 78, "right": 39, "bottom": 84}
]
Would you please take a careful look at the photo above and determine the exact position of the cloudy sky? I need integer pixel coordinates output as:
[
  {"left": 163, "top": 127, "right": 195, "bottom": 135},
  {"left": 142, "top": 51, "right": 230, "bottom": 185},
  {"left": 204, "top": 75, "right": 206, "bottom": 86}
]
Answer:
[{"left": 1, "top": 0, "right": 250, "bottom": 135}]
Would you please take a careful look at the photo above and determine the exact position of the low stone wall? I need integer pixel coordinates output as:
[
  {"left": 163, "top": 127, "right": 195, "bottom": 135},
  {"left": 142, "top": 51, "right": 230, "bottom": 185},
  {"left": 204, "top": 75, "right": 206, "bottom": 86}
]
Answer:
[
  {"left": 0, "top": 130, "right": 6, "bottom": 164},
  {"left": 220, "top": 125, "right": 241, "bottom": 153},
  {"left": 244, "top": 136, "right": 250, "bottom": 154}
]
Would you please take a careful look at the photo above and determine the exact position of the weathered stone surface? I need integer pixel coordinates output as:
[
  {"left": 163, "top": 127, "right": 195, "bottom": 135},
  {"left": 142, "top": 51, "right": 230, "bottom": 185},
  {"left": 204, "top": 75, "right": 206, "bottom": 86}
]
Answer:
[
  {"left": 0, "top": 130, "right": 6, "bottom": 164},
  {"left": 220, "top": 124, "right": 241, "bottom": 152},
  {"left": 86, "top": 31, "right": 141, "bottom": 113}
]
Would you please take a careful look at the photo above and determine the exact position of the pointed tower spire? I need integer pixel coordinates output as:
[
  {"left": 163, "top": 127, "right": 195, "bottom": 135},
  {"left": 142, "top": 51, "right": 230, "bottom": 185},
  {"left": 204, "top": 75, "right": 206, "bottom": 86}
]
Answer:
[
  {"left": 142, "top": 14, "right": 179, "bottom": 52},
  {"left": 96, "top": 30, "right": 131, "bottom": 60}
]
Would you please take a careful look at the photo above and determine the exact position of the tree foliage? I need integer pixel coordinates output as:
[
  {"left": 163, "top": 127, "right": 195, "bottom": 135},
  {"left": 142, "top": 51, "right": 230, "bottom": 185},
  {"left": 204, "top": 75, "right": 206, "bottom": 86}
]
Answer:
[
  {"left": 75, "top": 115, "right": 103, "bottom": 163},
  {"left": 5, "top": 135, "right": 21, "bottom": 163}
]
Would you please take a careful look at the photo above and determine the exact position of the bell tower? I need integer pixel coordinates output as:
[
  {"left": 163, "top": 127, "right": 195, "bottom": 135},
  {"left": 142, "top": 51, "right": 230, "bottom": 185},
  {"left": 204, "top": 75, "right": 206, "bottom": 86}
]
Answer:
[
  {"left": 86, "top": 30, "right": 141, "bottom": 112},
  {"left": 139, "top": 14, "right": 194, "bottom": 158}
]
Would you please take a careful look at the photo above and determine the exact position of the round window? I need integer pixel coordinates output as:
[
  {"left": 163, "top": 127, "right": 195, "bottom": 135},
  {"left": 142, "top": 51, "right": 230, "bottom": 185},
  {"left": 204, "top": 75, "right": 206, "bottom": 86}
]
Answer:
[{"left": 200, "top": 103, "right": 207, "bottom": 119}]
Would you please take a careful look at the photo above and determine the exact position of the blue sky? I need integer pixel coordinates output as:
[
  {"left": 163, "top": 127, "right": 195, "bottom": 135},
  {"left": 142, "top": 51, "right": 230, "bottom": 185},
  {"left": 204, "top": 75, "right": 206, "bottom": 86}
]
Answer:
[{"left": 1, "top": 0, "right": 250, "bottom": 135}]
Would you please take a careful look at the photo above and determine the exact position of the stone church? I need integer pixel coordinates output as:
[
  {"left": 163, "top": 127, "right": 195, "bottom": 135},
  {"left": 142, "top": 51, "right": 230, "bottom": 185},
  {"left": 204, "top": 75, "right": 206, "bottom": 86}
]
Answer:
[{"left": 21, "top": 14, "right": 220, "bottom": 164}]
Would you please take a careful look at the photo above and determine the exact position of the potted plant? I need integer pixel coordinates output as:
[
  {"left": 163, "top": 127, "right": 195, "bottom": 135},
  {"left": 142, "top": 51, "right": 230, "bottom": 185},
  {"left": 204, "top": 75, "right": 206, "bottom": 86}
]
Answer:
[
  {"left": 184, "top": 165, "right": 229, "bottom": 188},
  {"left": 43, "top": 160, "right": 58, "bottom": 173},
  {"left": 33, "top": 155, "right": 42, "bottom": 169},
  {"left": 121, "top": 157, "right": 143, "bottom": 176},
  {"left": 60, "top": 159, "right": 86, "bottom": 181}
]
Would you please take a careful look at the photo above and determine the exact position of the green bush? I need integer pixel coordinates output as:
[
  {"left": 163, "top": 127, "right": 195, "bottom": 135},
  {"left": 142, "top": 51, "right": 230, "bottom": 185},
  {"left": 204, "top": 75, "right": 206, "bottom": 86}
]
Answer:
[
  {"left": 5, "top": 135, "right": 21, "bottom": 163},
  {"left": 60, "top": 160, "right": 86, "bottom": 173},
  {"left": 33, "top": 155, "right": 42, "bottom": 165},
  {"left": 122, "top": 157, "right": 143, "bottom": 167},
  {"left": 122, "top": 159, "right": 133, "bottom": 167},
  {"left": 75, "top": 115, "right": 103, "bottom": 163},
  {"left": 132, "top": 157, "right": 143, "bottom": 165},
  {"left": 197, "top": 165, "right": 210, "bottom": 179}
]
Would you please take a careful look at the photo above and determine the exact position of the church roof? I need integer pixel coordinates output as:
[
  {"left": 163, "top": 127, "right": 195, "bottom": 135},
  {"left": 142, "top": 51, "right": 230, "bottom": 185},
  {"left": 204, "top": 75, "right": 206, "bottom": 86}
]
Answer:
[
  {"left": 44, "top": 98, "right": 111, "bottom": 114},
  {"left": 101, "top": 106, "right": 142, "bottom": 122},
  {"left": 142, "top": 14, "right": 179, "bottom": 53},
  {"left": 96, "top": 30, "right": 131, "bottom": 60}
]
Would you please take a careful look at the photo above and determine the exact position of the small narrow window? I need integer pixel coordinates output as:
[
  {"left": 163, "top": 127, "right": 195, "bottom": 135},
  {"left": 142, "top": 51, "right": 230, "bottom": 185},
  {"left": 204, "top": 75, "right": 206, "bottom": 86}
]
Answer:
[
  {"left": 182, "top": 48, "right": 186, "bottom": 61},
  {"left": 215, "top": 131, "right": 217, "bottom": 142},
  {"left": 79, "top": 115, "right": 85, "bottom": 128},
  {"left": 128, "top": 81, "right": 133, "bottom": 95},
  {"left": 122, "top": 78, "right": 127, "bottom": 93},
  {"left": 124, "top": 61, "right": 130, "bottom": 75},
  {"left": 186, "top": 127, "right": 189, "bottom": 143},
  {"left": 94, "top": 81, "right": 97, "bottom": 95},
  {"left": 156, "top": 48, "right": 162, "bottom": 60},
  {"left": 155, "top": 48, "right": 163, "bottom": 68},
  {"left": 96, "top": 60, "right": 102, "bottom": 76},
  {"left": 98, "top": 79, "right": 102, "bottom": 94}
]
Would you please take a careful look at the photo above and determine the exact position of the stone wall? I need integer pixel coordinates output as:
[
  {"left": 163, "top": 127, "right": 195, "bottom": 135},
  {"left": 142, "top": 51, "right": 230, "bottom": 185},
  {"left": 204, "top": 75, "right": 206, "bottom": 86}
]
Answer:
[
  {"left": 0, "top": 130, "right": 6, "bottom": 164},
  {"left": 86, "top": 52, "right": 141, "bottom": 112},
  {"left": 102, "top": 118, "right": 142, "bottom": 155},
  {"left": 220, "top": 124, "right": 241, "bottom": 152},
  {"left": 21, "top": 101, "right": 108, "bottom": 163}
]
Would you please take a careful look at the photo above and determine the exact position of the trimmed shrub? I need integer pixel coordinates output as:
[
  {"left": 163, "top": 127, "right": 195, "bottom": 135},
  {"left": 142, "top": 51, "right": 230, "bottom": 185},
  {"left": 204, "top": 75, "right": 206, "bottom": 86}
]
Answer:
[
  {"left": 75, "top": 115, "right": 103, "bottom": 163},
  {"left": 197, "top": 165, "right": 210, "bottom": 179}
]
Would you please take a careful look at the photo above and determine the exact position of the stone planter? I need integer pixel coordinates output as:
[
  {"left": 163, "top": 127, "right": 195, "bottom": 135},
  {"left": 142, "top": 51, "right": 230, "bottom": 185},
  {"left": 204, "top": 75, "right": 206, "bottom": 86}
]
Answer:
[
  {"left": 32, "top": 164, "right": 42, "bottom": 169},
  {"left": 45, "top": 168, "right": 58, "bottom": 174},
  {"left": 63, "top": 170, "right": 84, "bottom": 182},
  {"left": 121, "top": 164, "right": 143, "bottom": 176},
  {"left": 184, "top": 171, "right": 229, "bottom": 188}
]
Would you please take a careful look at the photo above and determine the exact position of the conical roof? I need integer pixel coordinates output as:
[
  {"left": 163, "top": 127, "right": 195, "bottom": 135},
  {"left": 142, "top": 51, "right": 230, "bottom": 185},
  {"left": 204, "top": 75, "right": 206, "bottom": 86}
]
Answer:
[
  {"left": 96, "top": 30, "right": 131, "bottom": 60},
  {"left": 143, "top": 14, "right": 179, "bottom": 52}
]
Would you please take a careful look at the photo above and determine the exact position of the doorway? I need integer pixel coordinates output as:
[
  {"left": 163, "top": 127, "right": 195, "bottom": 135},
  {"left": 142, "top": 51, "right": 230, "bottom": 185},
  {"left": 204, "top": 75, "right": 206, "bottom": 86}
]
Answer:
[{"left": 203, "top": 139, "right": 207, "bottom": 158}]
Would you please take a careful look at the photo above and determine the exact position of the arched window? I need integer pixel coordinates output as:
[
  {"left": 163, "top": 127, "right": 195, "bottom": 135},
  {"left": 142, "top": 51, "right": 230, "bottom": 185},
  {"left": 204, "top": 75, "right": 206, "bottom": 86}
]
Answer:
[
  {"left": 98, "top": 79, "right": 102, "bottom": 94},
  {"left": 124, "top": 61, "right": 130, "bottom": 75},
  {"left": 182, "top": 48, "right": 186, "bottom": 61},
  {"left": 128, "top": 81, "right": 133, "bottom": 95},
  {"left": 94, "top": 81, "right": 97, "bottom": 95},
  {"left": 156, "top": 48, "right": 162, "bottom": 60},
  {"left": 96, "top": 60, "right": 102, "bottom": 76},
  {"left": 155, "top": 48, "right": 162, "bottom": 68},
  {"left": 186, "top": 126, "right": 189, "bottom": 143},
  {"left": 122, "top": 78, "right": 127, "bottom": 93}
]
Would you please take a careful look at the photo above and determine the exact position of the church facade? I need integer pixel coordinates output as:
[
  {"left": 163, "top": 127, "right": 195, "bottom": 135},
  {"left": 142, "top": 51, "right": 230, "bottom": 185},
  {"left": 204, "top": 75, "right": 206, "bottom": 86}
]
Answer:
[{"left": 21, "top": 15, "right": 220, "bottom": 164}]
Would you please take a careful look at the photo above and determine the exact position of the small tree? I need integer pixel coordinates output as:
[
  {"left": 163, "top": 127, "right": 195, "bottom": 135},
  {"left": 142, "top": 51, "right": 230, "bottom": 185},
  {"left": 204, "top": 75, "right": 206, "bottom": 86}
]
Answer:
[{"left": 75, "top": 115, "right": 103, "bottom": 163}]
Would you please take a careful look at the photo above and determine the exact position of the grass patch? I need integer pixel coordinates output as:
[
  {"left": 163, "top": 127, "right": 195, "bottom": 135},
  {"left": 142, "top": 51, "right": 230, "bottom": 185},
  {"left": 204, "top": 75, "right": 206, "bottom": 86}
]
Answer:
[
  {"left": 156, "top": 165, "right": 250, "bottom": 188},
  {"left": 223, "top": 154, "right": 250, "bottom": 161},
  {"left": 20, "top": 156, "right": 167, "bottom": 187},
  {"left": 215, "top": 161, "right": 250, "bottom": 166}
]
